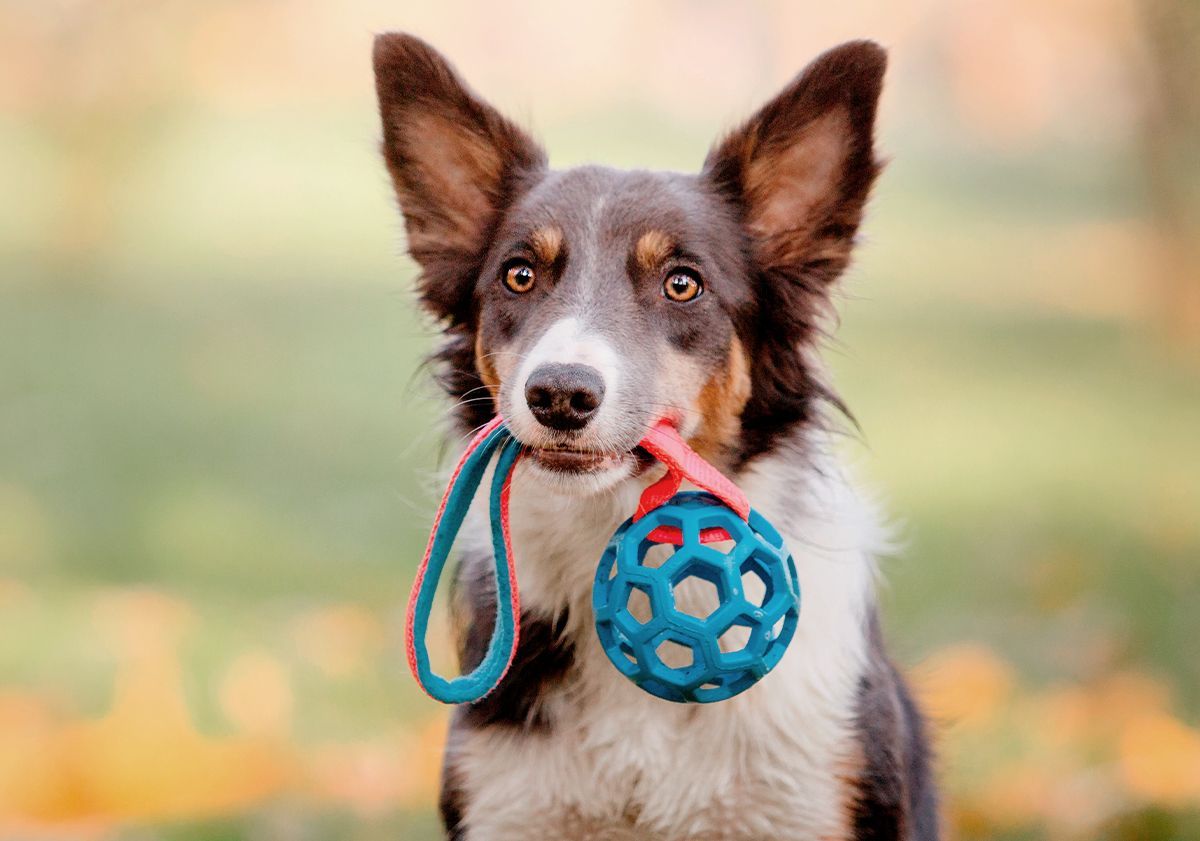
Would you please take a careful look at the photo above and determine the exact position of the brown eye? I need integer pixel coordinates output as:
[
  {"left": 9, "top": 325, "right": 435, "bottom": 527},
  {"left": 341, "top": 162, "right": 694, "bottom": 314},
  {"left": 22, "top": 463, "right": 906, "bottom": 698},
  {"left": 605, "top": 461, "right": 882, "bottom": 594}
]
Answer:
[
  {"left": 663, "top": 270, "right": 702, "bottom": 302},
  {"left": 503, "top": 262, "right": 536, "bottom": 294}
]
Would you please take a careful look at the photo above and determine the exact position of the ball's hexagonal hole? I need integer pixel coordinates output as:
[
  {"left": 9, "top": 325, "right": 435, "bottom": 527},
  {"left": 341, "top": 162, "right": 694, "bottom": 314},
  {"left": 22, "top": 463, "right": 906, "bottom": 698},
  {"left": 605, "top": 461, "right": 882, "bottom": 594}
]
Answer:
[
  {"left": 739, "top": 557, "right": 775, "bottom": 609},
  {"left": 620, "top": 643, "right": 637, "bottom": 664},
  {"left": 718, "top": 618, "right": 753, "bottom": 653},
  {"left": 640, "top": 541, "right": 674, "bottom": 570},
  {"left": 624, "top": 583, "right": 654, "bottom": 625},
  {"left": 655, "top": 638, "right": 694, "bottom": 670},
  {"left": 670, "top": 570, "right": 724, "bottom": 621},
  {"left": 772, "top": 613, "right": 787, "bottom": 641}
]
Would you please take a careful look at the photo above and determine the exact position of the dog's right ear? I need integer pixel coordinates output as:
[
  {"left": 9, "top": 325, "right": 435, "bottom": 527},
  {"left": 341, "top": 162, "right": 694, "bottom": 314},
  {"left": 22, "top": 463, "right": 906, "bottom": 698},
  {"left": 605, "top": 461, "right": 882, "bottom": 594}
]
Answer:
[
  {"left": 373, "top": 33, "right": 546, "bottom": 323},
  {"left": 703, "top": 41, "right": 886, "bottom": 280}
]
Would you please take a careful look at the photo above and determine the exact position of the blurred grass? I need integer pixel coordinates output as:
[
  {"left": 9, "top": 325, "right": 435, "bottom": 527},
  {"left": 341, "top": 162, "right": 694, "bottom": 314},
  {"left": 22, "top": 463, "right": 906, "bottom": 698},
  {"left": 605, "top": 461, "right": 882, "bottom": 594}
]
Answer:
[{"left": 2, "top": 87, "right": 1199, "bottom": 841}]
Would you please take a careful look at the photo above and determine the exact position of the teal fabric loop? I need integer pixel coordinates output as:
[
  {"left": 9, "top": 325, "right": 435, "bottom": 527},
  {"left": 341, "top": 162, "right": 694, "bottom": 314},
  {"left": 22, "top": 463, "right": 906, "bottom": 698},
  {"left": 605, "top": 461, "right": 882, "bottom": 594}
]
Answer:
[{"left": 408, "top": 426, "right": 521, "bottom": 704}]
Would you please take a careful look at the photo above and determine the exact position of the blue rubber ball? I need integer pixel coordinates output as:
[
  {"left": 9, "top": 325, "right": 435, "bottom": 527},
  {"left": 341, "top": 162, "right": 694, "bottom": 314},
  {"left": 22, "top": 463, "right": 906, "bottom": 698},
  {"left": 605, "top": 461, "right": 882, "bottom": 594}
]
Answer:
[{"left": 592, "top": 492, "right": 801, "bottom": 703}]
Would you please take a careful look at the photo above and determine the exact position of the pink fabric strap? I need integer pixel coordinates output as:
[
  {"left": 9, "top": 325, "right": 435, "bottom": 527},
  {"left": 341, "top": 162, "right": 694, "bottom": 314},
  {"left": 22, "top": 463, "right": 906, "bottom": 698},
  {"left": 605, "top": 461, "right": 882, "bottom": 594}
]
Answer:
[{"left": 634, "top": 419, "right": 750, "bottom": 544}]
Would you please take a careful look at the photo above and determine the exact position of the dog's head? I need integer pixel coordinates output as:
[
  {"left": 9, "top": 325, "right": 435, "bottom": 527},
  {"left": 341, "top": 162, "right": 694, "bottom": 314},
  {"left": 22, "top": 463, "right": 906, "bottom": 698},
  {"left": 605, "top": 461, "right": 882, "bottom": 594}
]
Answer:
[{"left": 374, "top": 35, "right": 884, "bottom": 494}]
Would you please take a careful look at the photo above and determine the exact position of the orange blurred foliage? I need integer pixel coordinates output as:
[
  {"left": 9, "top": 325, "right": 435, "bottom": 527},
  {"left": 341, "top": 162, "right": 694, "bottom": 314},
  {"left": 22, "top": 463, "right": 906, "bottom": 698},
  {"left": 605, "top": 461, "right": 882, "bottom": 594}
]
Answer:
[
  {"left": 304, "top": 714, "right": 448, "bottom": 817},
  {"left": 913, "top": 643, "right": 1016, "bottom": 729},
  {"left": 1119, "top": 712, "right": 1200, "bottom": 806},
  {"left": 218, "top": 650, "right": 294, "bottom": 737},
  {"left": 0, "top": 593, "right": 295, "bottom": 833},
  {"left": 1, "top": 583, "right": 1197, "bottom": 839},
  {"left": 290, "top": 603, "right": 385, "bottom": 679},
  {"left": 919, "top": 645, "right": 1200, "bottom": 838},
  {"left": 0, "top": 587, "right": 450, "bottom": 835}
]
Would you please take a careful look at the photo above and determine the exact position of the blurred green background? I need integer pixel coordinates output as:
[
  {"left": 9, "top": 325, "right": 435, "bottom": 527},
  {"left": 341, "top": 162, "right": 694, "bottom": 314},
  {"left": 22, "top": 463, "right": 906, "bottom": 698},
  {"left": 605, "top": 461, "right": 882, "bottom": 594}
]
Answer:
[{"left": 2, "top": 1, "right": 1198, "bottom": 839}]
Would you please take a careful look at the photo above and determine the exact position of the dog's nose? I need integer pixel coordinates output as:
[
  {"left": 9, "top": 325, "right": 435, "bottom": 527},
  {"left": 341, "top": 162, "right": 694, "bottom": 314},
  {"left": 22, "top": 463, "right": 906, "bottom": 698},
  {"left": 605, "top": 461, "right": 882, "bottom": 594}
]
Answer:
[{"left": 524, "top": 363, "right": 605, "bottom": 432}]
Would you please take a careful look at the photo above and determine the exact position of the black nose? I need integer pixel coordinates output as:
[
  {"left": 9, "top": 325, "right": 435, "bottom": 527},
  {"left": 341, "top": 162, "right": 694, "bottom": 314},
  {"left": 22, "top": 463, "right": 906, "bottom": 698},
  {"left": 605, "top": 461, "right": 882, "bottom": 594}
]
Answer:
[{"left": 524, "top": 363, "right": 605, "bottom": 432}]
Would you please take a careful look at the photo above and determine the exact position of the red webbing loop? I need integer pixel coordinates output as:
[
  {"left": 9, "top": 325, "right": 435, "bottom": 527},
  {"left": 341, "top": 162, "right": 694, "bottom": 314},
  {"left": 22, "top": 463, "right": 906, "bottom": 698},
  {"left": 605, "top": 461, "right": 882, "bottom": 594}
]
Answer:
[{"left": 634, "top": 419, "right": 750, "bottom": 544}]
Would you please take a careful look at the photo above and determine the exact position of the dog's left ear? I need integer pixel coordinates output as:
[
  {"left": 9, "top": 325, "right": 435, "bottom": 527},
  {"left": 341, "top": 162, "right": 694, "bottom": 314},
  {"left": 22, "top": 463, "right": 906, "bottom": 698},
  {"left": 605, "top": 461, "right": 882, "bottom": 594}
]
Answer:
[
  {"left": 373, "top": 33, "right": 546, "bottom": 324},
  {"left": 703, "top": 41, "right": 886, "bottom": 281}
]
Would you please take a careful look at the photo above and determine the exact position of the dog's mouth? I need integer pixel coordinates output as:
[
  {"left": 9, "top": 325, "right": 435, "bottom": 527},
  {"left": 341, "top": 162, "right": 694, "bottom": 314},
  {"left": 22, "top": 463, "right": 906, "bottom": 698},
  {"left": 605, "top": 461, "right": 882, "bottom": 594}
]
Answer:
[{"left": 526, "top": 443, "right": 656, "bottom": 476}]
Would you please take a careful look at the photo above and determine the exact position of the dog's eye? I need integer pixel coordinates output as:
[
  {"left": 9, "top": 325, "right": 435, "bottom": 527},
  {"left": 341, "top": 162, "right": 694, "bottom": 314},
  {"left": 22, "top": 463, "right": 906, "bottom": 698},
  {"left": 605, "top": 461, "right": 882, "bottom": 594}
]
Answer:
[
  {"left": 503, "top": 262, "right": 536, "bottom": 294},
  {"left": 663, "top": 270, "right": 702, "bottom": 302}
]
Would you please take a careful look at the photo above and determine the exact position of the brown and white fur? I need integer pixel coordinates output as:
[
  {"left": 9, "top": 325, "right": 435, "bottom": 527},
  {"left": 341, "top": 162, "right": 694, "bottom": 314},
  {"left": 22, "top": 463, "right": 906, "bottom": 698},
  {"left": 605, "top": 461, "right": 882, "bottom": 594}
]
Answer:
[{"left": 373, "top": 33, "right": 939, "bottom": 841}]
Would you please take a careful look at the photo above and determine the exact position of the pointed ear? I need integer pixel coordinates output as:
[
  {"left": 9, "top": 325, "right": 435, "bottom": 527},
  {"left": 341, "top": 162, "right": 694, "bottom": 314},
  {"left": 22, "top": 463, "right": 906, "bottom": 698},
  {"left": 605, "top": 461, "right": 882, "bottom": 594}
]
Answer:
[
  {"left": 703, "top": 41, "right": 886, "bottom": 280},
  {"left": 373, "top": 33, "right": 546, "bottom": 322}
]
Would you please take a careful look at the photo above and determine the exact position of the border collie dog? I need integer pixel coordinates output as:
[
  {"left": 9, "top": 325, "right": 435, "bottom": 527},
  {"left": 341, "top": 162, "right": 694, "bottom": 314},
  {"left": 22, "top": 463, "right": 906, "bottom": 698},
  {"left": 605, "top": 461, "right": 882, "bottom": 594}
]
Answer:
[{"left": 373, "top": 33, "right": 939, "bottom": 841}]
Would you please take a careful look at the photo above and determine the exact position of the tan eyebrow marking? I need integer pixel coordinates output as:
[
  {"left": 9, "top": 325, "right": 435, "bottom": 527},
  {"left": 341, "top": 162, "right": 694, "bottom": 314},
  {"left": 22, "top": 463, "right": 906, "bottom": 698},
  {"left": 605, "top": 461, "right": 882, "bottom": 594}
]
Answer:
[
  {"left": 529, "top": 226, "right": 563, "bottom": 265},
  {"left": 634, "top": 229, "right": 675, "bottom": 272}
]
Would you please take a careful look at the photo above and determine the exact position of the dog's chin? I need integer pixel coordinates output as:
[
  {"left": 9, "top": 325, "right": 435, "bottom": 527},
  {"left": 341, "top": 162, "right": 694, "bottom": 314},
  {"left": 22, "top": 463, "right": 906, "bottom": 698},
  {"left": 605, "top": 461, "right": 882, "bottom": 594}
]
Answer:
[{"left": 523, "top": 446, "right": 653, "bottom": 497}]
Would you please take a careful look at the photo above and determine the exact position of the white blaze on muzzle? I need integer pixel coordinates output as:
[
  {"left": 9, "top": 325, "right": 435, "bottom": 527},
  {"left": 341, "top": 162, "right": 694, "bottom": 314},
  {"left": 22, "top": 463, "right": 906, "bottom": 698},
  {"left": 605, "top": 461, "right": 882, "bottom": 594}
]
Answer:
[{"left": 510, "top": 317, "right": 622, "bottom": 440}]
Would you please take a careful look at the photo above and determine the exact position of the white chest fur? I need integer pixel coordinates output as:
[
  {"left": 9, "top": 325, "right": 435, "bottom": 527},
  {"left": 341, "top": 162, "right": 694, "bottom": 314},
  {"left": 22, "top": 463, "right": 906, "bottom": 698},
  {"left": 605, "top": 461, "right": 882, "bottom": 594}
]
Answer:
[{"left": 451, "top": 441, "right": 889, "bottom": 841}]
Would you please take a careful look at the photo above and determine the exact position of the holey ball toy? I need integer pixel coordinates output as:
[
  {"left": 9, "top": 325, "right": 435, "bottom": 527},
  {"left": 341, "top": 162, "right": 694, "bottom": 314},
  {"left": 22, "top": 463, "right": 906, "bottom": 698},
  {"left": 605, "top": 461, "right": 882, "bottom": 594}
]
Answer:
[{"left": 405, "top": 415, "right": 801, "bottom": 705}]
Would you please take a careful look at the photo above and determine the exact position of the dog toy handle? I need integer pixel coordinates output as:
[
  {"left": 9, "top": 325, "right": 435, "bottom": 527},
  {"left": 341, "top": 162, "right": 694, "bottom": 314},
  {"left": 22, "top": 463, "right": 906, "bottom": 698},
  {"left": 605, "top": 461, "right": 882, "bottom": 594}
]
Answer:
[{"left": 405, "top": 415, "right": 522, "bottom": 704}]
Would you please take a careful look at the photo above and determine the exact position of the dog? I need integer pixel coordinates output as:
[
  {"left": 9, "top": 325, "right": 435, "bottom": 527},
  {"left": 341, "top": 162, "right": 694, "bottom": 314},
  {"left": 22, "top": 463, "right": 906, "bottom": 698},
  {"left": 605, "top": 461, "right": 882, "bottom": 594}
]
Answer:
[{"left": 373, "top": 32, "right": 939, "bottom": 841}]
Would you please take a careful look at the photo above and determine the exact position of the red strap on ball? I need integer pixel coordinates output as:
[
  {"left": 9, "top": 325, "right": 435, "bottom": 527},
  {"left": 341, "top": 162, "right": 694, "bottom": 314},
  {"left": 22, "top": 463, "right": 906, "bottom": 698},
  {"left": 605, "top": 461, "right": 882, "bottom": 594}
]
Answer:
[{"left": 634, "top": 419, "right": 750, "bottom": 545}]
